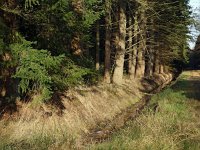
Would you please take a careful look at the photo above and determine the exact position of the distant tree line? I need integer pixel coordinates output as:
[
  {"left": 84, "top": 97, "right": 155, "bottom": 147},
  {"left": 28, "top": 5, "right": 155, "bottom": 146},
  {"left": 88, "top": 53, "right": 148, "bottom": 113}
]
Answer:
[
  {"left": 189, "top": 35, "right": 200, "bottom": 69},
  {"left": 0, "top": 0, "right": 191, "bottom": 103}
]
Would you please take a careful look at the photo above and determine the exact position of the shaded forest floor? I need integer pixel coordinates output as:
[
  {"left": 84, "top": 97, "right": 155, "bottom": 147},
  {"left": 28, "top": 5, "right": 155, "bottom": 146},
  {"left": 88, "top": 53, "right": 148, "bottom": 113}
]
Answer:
[{"left": 87, "top": 71, "right": 200, "bottom": 150}]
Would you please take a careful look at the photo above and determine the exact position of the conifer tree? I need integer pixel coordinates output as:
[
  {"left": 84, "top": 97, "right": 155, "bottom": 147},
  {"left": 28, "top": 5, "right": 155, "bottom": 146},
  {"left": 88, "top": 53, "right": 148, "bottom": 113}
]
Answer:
[
  {"left": 0, "top": 0, "right": 193, "bottom": 102},
  {"left": 112, "top": 0, "right": 127, "bottom": 85}
]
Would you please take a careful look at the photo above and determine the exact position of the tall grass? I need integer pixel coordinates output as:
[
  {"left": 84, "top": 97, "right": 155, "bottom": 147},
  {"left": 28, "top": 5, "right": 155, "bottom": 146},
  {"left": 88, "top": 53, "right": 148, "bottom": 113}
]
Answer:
[
  {"left": 1, "top": 72, "right": 199, "bottom": 149},
  {"left": 0, "top": 80, "right": 141, "bottom": 150},
  {"left": 0, "top": 116, "right": 77, "bottom": 150},
  {"left": 89, "top": 81, "right": 200, "bottom": 150}
]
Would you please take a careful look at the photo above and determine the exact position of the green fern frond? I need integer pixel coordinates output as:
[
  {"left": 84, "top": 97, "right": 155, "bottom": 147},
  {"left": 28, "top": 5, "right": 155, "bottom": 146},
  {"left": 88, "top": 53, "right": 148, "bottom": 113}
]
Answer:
[{"left": 25, "top": 0, "right": 40, "bottom": 9}]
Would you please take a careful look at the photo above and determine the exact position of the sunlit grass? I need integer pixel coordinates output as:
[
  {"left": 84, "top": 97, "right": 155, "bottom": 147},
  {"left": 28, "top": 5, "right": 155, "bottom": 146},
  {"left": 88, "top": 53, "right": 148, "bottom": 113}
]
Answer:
[
  {"left": 88, "top": 80, "right": 200, "bottom": 150},
  {"left": 0, "top": 81, "right": 141, "bottom": 150},
  {"left": 1, "top": 72, "right": 200, "bottom": 149},
  {"left": 0, "top": 116, "right": 77, "bottom": 150}
]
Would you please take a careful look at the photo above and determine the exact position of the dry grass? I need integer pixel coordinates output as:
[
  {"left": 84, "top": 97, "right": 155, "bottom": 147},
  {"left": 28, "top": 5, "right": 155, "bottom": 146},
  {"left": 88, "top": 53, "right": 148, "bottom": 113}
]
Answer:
[
  {"left": 0, "top": 72, "right": 174, "bottom": 149},
  {"left": 88, "top": 73, "right": 200, "bottom": 150},
  {"left": 0, "top": 79, "right": 144, "bottom": 149},
  {"left": 182, "top": 70, "right": 200, "bottom": 77},
  {"left": 89, "top": 91, "right": 200, "bottom": 150}
]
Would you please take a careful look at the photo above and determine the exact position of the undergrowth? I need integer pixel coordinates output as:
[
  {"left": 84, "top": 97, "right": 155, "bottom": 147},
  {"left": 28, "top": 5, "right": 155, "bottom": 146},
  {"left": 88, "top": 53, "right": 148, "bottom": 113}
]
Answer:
[{"left": 10, "top": 36, "right": 97, "bottom": 104}]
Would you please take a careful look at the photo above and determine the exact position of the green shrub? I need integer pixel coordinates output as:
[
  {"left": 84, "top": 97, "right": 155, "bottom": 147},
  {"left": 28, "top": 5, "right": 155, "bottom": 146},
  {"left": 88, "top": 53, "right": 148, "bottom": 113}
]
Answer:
[{"left": 11, "top": 37, "right": 95, "bottom": 103}]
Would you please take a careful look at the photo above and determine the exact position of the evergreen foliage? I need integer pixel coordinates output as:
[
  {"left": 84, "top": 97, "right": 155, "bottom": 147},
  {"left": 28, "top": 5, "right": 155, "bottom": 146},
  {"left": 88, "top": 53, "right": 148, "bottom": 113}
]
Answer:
[
  {"left": 11, "top": 38, "right": 62, "bottom": 101},
  {"left": 10, "top": 37, "right": 93, "bottom": 102},
  {"left": 25, "top": 0, "right": 40, "bottom": 9},
  {"left": 0, "top": 0, "right": 193, "bottom": 104},
  {"left": 154, "top": 0, "right": 191, "bottom": 65}
]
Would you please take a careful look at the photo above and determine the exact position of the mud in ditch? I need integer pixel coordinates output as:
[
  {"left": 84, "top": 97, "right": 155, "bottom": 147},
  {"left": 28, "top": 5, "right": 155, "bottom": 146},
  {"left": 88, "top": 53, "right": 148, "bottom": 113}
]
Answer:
[{"left": 82, "top": 78, "right": 176, "bottom": 144}]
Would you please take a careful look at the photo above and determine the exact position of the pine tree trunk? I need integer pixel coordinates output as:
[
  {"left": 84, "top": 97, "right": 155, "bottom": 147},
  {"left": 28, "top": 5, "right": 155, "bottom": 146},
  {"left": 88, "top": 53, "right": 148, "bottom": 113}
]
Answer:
[
  {"left": 111, "top": 5, "right": 119, "bottom": 75},
  {"left": 164, "top": 65, "right": 168, "bottom": 73},
  {"left": 153, "top": 50, "right": 160, "bottom": 74},
  {"left": 104, "top": 0, "right": 111, "bottom": 83},
  {"left": 135, "top": 7, "right": 145, "bottom": 78},
  {"left": 71, "top": 0, "right": 84, "bottom": 56},
  {"left": 145, "top": 18, "right": 154, "bottom": 77},
  {"left": 130, "top": 11, "right": 139, "bottom": 79},
  {"left": 112, "top": 0, "right": 126, "bottom": 85},
  {"left": 2, "top": 0, "right": 18, "bottom": 38},
  {"left": 153, "top": 25, "right": 160, "bottom": 74},
  {"left": 128, "top": 13, "right": 135, "bottom": 79},
  {"left": 0, "top": 0, "right": 18, "bottom": 98},
  {"left": 96, "top": 21, "right": 100, "bottom": 71},
  {"left": 71, "top": 33, "right": 83, "bottom": 56},
  {"left": 71, "top": 0, "right": 84, "bottom": 14},
  {"left": 159, "top": 65, "right": 164, "bottom": 74},
  {"left": 153, "top": 30, "right": 160, "bottom": 74}
]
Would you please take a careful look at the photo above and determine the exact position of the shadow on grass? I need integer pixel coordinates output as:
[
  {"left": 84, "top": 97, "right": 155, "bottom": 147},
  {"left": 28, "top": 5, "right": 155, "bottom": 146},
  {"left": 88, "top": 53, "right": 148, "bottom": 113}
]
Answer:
[
  {"left": 171, "top": 78, "right": 200, "bottom": 101},
  {"left": 0, "top": 92, "right": 67, "bottom": 119}
]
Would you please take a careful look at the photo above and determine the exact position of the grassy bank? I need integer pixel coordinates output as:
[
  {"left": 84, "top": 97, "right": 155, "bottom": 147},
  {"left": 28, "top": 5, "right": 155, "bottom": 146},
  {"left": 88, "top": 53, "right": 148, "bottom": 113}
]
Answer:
[
  {"left": 0, "top": 80, "right": 143, "bottom": 150},
  {"left": 88, "top": 72, "right": 200, "bottom": 150},
  {"left": 0, "top": 72, "right": 198, "bottom": 150}
]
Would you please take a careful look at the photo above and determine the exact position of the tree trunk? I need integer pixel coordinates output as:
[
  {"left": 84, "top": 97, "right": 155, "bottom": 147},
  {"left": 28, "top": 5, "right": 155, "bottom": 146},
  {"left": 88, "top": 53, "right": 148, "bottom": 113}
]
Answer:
[
  {"left": 130, "top": 10, "right": 139, "bottom": 79},
  {"left": 104, "top": 0, "right": 111, "bottom": 83},
  {"left": 0, "top": 0, "right": 18, "bottom": 98},
  {"left": 96, "top": 21, "right": 100, "bottom": 71},
  {"left": 135, "top": 7, "right": 145, "bottom": 78},
  {"left": 153, "top": 28, "right": 160, "bottom": 74},
  {"left": 153, "top": 50, "right": 160, "bottom": 74},
  {"left": 164, "top": 65, "right": 168, "bottom": 73},
  {"left": 71, "top": 33, "right": 83, "bottom": 56},
  {"left": 112, "top": 0, "right": 126, "bottom": 85},
  {"left": 71, "top": 0, "right": 84, "bottom": 56},
  {"left": 145, "top": 18, "right": 154, "bottom": 77},
  {"left": 128, "top": 12, "right": 135, "bottom": 79},
  {"left": 71, "top": 0, "right": 84, "bottom": 14},
  {"left": 159, "top": 65, "right": 164, "bottom": 74}
]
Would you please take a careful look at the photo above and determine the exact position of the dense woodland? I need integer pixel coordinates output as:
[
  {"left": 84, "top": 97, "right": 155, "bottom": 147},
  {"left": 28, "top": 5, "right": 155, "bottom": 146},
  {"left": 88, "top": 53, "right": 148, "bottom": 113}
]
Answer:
[{"left": 0, "top": 0, "right": 192, "bottom": 104}]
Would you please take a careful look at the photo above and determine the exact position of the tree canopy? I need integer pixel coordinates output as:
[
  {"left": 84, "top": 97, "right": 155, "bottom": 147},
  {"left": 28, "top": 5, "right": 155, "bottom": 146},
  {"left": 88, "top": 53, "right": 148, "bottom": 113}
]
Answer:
[{"left": 0, "top": 0, "right": 192, "bottom": 103}]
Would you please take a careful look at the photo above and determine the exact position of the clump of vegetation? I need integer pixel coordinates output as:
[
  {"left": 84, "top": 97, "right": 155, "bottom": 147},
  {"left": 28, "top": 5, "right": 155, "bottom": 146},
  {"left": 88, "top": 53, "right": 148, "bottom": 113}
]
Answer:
[
  {"left": 11, "top": 37, "right": 96, "bottom": 103},
  {"left": 0, "top": 117, "right": 77, "bottom": 150}
]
